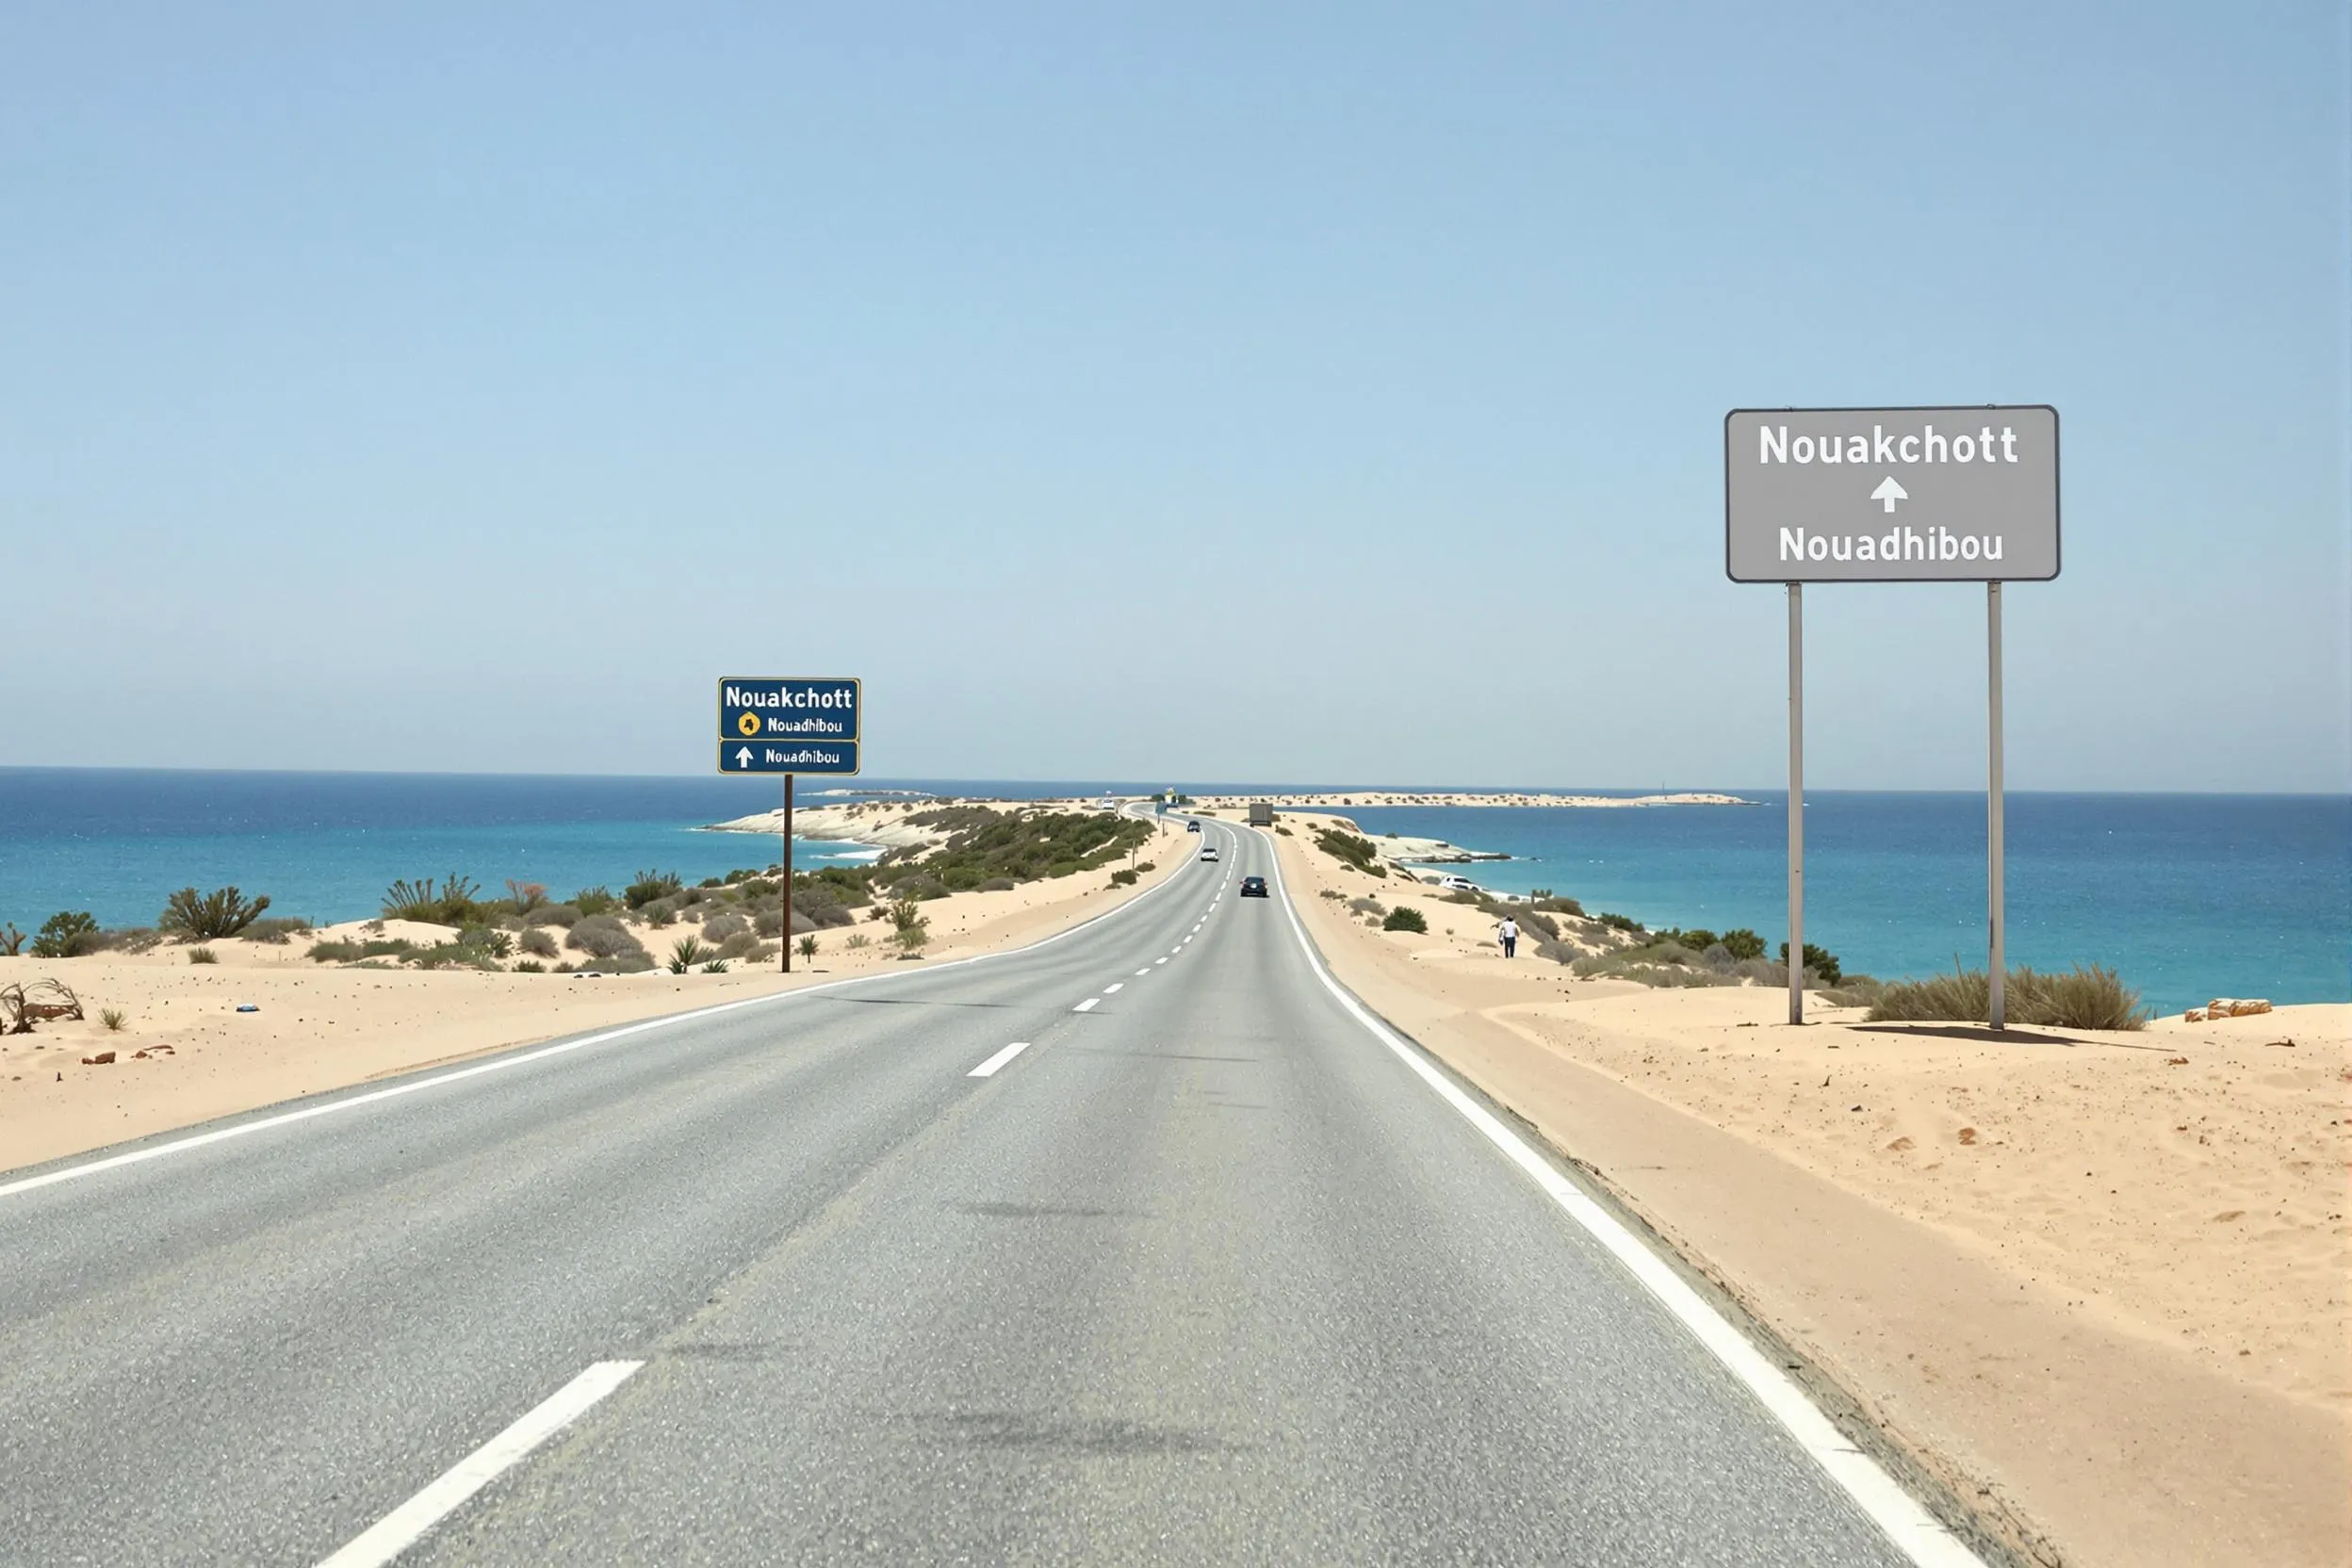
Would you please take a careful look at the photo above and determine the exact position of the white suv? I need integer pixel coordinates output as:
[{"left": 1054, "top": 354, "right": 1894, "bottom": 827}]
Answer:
[{"left": 1200, "top": 846, "right": 1218, "bottom": 862}]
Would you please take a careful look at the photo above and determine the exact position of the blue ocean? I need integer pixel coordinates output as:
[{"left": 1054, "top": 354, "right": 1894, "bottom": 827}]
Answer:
[
  {"left": 0, "top": 771, "right": 2343, "bottom": 1016},
  {"left": 1331, "top": 792, "right": 2348, "bottom": 1017}
]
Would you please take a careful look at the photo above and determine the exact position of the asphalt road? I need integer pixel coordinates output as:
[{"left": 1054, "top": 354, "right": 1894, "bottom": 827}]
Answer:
[{"left": 0, "top": 815, "right": 1972, "bottom": 1565}]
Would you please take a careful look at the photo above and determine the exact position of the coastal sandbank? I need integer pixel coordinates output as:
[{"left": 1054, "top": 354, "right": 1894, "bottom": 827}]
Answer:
[
  {"left": 0, "top": 814, "right": 1198, "bottom": 1176},
  {"left": 1198, "top": 790, "right": 1752, "bottom": 809},
  {"left": 1269, "top": 810, "right": 2348, "bottom": 1568}
]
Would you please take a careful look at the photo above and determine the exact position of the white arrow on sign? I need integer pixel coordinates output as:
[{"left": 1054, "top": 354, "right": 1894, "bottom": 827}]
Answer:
[
  {"left": 1870, "top": 475, "right": 1909, "bottom": 514},
  {"left": 734, "top": 746, "right": 755, "bottom": 769}
]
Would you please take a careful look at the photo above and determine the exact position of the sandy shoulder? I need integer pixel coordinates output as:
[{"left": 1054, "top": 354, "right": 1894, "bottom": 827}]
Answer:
[
  {"left": 1268, "top": 811, "right": 2350, "bottom": 1568},
  {"left": 0, "top": 813, "right": 1195, "bottom": 1175}
]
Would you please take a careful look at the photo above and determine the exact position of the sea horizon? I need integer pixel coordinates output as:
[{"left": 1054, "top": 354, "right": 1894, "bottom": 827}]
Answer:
[
  {"left": 3, "top": 762, "right": 2341, "bottom": 798},
  {"left": 3, "top": 767, "right": 2344, "bottom": 1016}
]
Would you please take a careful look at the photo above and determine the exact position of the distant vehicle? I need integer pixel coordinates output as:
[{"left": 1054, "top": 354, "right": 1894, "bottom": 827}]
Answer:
[
  {"left": 1436, "top": 874, "right": 1477, "bottom": 892},
  {"left": 1247, "top": 802, "right": 1275, "bottom": 827},
  {"left": 1200, "top": 846, "right": 1218, "bottom": 862},
  {"left": 1239, "top": 875, "right": 1268, "bottom": 898},
  {"left": 1186, "top": 821, "right": 1202, "bottom": 833}
]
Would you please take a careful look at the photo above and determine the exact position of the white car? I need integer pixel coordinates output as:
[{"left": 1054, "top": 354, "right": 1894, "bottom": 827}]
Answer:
[
  {"left": 1200, "top": 846, "right": 1218, "bottom": 862},
  {"left": 1436, "top": 874, "right": 1477, "bottom": 892}
]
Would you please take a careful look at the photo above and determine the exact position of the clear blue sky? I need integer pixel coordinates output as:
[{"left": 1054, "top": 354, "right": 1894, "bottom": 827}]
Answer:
[{"left": 5, "top": 3, "right": 2345, "bottom": 790}]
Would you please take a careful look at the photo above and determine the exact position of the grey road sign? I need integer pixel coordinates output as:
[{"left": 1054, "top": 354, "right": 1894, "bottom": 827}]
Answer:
[{"left": 1724, "top": 406, "right": 2059, "bottom": 582}]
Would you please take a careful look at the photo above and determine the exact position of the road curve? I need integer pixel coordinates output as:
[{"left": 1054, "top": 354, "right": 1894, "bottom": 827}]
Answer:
[{"left": 0, "top": 815, "right": 1972, "bottom": 1565}]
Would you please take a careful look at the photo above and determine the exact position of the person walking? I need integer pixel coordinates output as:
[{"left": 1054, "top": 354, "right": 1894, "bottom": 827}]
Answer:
[{"left": 1496, "top": 914, "right": 1518, "bottom": 958}]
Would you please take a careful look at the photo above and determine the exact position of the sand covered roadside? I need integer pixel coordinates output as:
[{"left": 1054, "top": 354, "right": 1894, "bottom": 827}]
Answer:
[
  {"left": 1268, "top": 812, "right": 2350, "bottom": 1568},
  {"left": 0, "top": 812, "right": 1197, "bottom": 1176}
]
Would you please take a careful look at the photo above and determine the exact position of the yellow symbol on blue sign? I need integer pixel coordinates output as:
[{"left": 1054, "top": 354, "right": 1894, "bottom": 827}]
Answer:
[{"left": 736, "top": 710, "right": 762, "bottom": 738}]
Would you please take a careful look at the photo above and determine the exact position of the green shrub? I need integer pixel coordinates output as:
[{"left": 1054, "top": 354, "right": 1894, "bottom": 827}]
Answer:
[
  {"left": 1348, "top": 897, "right": 1386, "bottom": 917},
  {"left": 383, "top": 874, "right": 482, "bottom": 925},
  {"left": 885, "top": 897, "right": 930, "bottom": 953},
  {"left": 667, "top": 936, "right": 711, "bottom": 973},
  {"left": 797, "top": 933, "right": 819, "bottom": 960},
  {"left": 159, "top": 886, "right": 272, "bottom": 940},
  {"left": 186, "top": 946, "right": 218, "bottom": 964},
  {"left": 573, "top": 886, "right": 618, "bottom": 917},
  {"left": 1381, "top": 906, "right": 1429, "bottom": 933},
  {"left": 96, "top": 927, "right": 164, "bottom": 954},
  {"left": 408, "top": 941, "right": 499, "bottom": 971},
  {"left": 309, "top": 937, "right": 417, "bottom": 964},
  {"left": 701, "top": 959, "right": 729, "bottom": 973},
  {"left": 1570, "top": 953, "right": 1734, "bottom": 988},
  {"left": 1868, "top": 965, "right": 2147, "bottom": 1030},
  {"left": 1777, "top": 941, "right": 1843, "bottom": 985},
  {"left": 626, "top": 870, "right": 684, "bottom": 909},
  {"left": 512, "top": 959, "right": 547, "bottom": 973},
  {"left": 1719, "top": 928, "right": 1767, "bottom": 961},
  {"left": 1313, "top": 827, "right": 1387, "bottom": 876},
  {"left": 1108, "top": 869, "right": 1138, "bottom": 888},
  {"left": 454, "top": 925, "right": 514, "bottom": 959},
  {"left": 239, "top": 916, "right": 313, "bottom": 944},
  {"left": 845, "top": 932, "right": 872, "bottom": 950},
  {"left": 1596, "top": 912, "right": 1643, "bottom": 934},
  {"left": 30, "top": 911, "right": 103, "bottom": 958},
  {"left": 566, "top": 915, "right": 648, "bottom": 965},
  {"left": 517, "top": 927, "right": 560, "bottom": 958},
  {"left": 0, "top": 923, "right": 23, "bottom": 956},
  {"left": 525, "top": 902, "right": 580, "bottom": 928},
  {"left": 1514, "top": 909, "right": 1560, "bottom": 941}
]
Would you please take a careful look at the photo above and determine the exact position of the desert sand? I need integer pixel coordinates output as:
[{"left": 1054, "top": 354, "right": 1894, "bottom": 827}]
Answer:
[
  {"left": 1270, "top": 811, "right": 2349, "bottom": 1568},
  {"left": 0, "top": 812, "right": 1196, "bottom": 1176}
]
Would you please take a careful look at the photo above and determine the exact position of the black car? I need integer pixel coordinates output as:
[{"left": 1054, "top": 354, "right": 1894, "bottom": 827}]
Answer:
[
  {"left": 1186, "top": 820, "right": 1201, "bottom": 833},
  {"left": 1239, "top": 875, "right": 1269, "bottom": 898}
]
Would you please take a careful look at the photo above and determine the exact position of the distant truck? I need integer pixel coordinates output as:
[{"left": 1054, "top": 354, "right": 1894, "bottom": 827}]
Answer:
[{"left": 1247, "top": 802, "right": 1276, "bottom": 827}]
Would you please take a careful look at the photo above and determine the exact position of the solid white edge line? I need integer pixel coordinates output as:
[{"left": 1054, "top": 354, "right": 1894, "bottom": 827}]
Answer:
[
  {"left": 967, "top": 1040, "right": 1031, "bottom": 1078},
  {"left": 1253, "top": 826, "right": 1984, "bottom": 1568},
  {"left": 1072, "top": 997, "right": 1100, "bottom": 1013},
  {"left": 3, "top": 803, "right": 1200, "bottom": 1202},
  {"left": 316, "top": 1359, "right": 643, "bottom": 1568}
]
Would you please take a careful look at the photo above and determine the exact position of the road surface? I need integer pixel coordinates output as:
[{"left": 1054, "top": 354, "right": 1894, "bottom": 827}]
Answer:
[{"left": 0, "top": 815, "right": 1979, "bottom": 1565}]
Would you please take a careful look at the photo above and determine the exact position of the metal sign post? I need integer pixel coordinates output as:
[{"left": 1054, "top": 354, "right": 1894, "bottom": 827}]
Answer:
[
  {"left": 1725, "top": 407, "right": 2057, "bottom": 1031},
  {"left": 781, "top": 774, "right": 794, "bottom": 973},
  {"left": 717, "top": 677, "right": 863, "bottom": 975},
  {"left": 1787, "top": 583, "right": 1805, "bottom": 1025},
  {"left": 1987, "top": 583, "right": 2004, "bottom": 1029}
]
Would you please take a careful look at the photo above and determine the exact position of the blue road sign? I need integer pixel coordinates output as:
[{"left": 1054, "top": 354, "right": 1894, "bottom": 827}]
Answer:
[
  {"left": 718, "top": 677, "right": 860, "bottom": 743},
  {"left": 719, "top": 741, "right": 860, "bottom": 776}
]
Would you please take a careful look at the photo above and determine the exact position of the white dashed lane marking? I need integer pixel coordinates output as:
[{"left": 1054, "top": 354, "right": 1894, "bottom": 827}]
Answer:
[
  {"left": 968, "top": 1041, "right": 1031, "bottom": 1078},
  {"left": 1072, "top": 998, "right": 1101, "bottom": 1013}
]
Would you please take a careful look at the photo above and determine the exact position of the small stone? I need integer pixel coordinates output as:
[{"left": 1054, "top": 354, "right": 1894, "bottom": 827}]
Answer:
[{"left": 81, "top": 1052, "right": 116, "bottom": 1066}]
